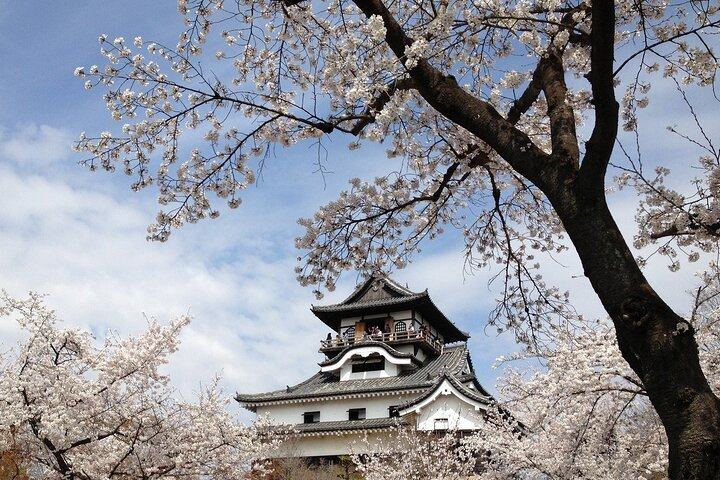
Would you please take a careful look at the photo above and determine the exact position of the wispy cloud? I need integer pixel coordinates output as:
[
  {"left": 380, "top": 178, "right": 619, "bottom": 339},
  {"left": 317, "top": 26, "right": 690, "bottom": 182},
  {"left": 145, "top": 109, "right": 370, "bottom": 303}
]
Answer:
[
  {"left": 1, "top": 124, "right": 73, "bottom": 167},
  {"left": 0, "top": 124, "right": 332, "bottom": 408}
]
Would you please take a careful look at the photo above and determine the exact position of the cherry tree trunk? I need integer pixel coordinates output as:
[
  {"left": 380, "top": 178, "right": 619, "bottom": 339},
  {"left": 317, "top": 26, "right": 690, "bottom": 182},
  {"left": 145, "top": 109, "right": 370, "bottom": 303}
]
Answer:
[{"left": 554, "top": 188, "right": 720, "bottom": 479}]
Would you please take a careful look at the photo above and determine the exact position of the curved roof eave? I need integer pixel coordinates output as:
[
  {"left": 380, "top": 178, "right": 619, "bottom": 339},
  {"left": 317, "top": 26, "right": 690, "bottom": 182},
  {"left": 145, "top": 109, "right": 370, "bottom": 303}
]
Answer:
[
  {"left": 236, "top": 344, "right": 478, "bottom": 405},
  {"left": 317, "top": 341, "right": 421, "bottom": 369}
]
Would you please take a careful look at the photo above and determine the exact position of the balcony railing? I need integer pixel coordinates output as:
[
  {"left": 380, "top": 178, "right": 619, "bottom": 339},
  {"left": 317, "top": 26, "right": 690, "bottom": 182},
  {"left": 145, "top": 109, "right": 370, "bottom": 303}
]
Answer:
[{"left": 320, "top": 330, "right": 443, "bottom": 354}]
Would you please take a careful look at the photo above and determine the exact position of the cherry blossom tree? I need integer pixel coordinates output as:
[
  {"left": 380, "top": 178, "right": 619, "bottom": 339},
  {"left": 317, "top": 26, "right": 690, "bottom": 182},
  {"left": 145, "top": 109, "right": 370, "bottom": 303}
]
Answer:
[
  {"left": 0, "top": 291, "right": 277, "bottom": 479},
  {"left": 74, "top": 0, "right": 720, "bottom": 476},
  {"left": 351, "top": 327, "right": 667, "bottom": 479},
  {"left": 474, "top": 324, "right": 669, "bottom": 479},
  {"left": 477, "top": 271, "right": 720, "bottom": 478},
  {"left": 351, "top": 426, "right": 477, "bottom": 480}
]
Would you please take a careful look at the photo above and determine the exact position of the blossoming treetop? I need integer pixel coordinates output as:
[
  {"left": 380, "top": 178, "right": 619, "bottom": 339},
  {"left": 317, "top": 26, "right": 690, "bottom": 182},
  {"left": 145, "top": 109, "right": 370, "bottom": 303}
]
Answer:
[{"left": 74, "top": 1, "right": 720, "bottom": 477}]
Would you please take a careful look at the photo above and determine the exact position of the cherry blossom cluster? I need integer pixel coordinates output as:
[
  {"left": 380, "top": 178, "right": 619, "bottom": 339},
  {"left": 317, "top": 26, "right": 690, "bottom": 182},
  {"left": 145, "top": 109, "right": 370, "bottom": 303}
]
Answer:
[
  {"left": 351, "top": 426, "right": 477, "bottom": 480},
  {"left": 353, "top": 322, "right": 679, "bottom": 478},
  {"left": 348, "top": 309, "right": 720, "bottom": 478},
  {"left": 0, "top": 292, "right": 279, "bottom": 478},
  {"left": 613, "top": 119, "right": 720, "bottom": 271},
  {"left": 466, "top": 322, "right": 669, "bottom": 478},
  {"left": 349, "top": 288, "right": 720, "bottom": 478}
]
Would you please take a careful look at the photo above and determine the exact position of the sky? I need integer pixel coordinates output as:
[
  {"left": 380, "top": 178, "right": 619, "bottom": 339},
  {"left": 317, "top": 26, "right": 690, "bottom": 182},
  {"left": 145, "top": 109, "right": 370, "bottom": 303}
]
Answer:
[{"left": 0, "top": 2, "right": 717, "bottom": 423}]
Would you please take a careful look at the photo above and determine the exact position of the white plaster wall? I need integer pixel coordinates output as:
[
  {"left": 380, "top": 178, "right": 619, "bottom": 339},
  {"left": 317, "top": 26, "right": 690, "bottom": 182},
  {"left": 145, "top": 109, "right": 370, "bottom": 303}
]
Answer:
[
  {"left": 394, "top": 344, "right": 414, "bottom": 355},
  {"left": 325, "top": 345, "right": 410, "bottom": 379},
  {"left": 340, "top": 316, "right": 361, "bottom": 329},
  {"left": 257, "top": 400, "right": 330, "bottom": 425},
  {"left": 388, "top": 309, "right": 413, "bottom": 321},
  {"left": 340, "top": 361, "right": 399, "bottom": 380},
  {"left": 414, "top": 395, "right": 485, "bottom": 431},
  {"left": 257, "top": 393, "right": 416, "bottom": 425}
]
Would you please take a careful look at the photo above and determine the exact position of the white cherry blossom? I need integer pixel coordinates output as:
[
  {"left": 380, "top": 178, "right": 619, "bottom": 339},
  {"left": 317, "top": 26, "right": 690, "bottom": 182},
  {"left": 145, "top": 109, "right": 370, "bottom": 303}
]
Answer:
[{"left": 0, "top": 291, "right": 278, "bottom": 479}]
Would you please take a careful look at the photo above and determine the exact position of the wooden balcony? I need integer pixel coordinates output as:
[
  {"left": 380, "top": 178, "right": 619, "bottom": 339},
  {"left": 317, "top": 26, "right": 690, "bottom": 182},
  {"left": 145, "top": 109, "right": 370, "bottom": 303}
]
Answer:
[{"left": 319, "top": 330, "right": 443, "bottom": 355}]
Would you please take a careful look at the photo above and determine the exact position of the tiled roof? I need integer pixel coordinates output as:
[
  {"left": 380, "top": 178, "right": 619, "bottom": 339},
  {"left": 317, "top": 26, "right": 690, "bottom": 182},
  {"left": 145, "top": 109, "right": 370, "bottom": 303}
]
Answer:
[
  {"left": 311, "top": 292, "right": 429, "bottom": 313},
  {"left": 311, "top": 275, "right": 469, "bottom": 343},
  {"left": 236, "top": 344, "right": 477, "bottom": 406},
  {"left": 312, "top": 275, "right": 425, "bottom": 312},
  {"left": 291, "top": 417, "right": 406, "bottom": 434},
  {"left": 342, "top": 275, "right": 416, "bottom": 302}
]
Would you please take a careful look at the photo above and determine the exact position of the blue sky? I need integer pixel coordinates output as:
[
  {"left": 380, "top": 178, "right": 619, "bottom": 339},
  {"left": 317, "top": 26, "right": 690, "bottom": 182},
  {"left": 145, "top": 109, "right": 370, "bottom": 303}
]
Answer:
[{"left": 0, "top": 2, "right": 717, "bottom": 421}]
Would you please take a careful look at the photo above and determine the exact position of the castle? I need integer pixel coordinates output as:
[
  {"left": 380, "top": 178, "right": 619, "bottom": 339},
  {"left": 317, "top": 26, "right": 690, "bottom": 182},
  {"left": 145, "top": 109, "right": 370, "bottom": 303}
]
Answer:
[{"left": 236, "top": 276, "right": 494, "bottom": 458}]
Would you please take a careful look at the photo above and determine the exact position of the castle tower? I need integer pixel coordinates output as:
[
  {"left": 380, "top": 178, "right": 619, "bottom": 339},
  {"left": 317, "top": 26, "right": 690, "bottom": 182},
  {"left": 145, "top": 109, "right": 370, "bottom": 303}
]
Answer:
[{"left": 236, "top": 275, "right": 494, "bottom": 458}]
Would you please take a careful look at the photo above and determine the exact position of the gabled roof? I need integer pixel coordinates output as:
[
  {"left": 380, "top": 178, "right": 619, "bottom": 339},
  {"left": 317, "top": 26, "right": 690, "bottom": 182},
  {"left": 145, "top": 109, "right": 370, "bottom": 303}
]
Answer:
[
  {"left": 311, "top": 275, "right": 469, "bottom": 343},
  {"left": 339, "top": 275, "right": 417, "bottom": 304},
  {"left": 397, "top": 372, "right": 493, "bottom": 414},
  {"left": 236, "top": 344, "right": 477, "bottom": 408}
]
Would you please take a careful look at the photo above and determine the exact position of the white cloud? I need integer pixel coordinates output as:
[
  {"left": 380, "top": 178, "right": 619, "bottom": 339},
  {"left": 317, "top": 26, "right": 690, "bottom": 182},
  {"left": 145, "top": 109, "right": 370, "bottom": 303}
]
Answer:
[
  {"left": 0, "top": 124, "right": 73, "bottom": 167},
  {"left": 0, "top": 127, "right": 333, "bottom": 410}
]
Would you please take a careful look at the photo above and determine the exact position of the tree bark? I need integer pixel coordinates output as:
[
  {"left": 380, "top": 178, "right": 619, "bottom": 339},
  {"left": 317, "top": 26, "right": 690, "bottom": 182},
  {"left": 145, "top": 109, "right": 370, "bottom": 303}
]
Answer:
[{"left": 550, "top": 184, "right": 720, "bottom": 479}]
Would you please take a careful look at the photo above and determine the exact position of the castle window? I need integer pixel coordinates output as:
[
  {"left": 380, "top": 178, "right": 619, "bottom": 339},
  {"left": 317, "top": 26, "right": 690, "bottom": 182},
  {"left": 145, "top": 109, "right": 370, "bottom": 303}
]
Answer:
[
  {"left": 434, "top": 418, "right": 449, "bottom": 430},
  {"left": 351, "top": 356, "right": 385, "bottom": 373},
  {"left": 303, "top": 411, "right": 320, "bottom": 424},
  {"left": 348, "top": 408, "right": 366, "bottom": 421},
  {"left": 388, "top": 405, "right": 400, "bottom": 418}
]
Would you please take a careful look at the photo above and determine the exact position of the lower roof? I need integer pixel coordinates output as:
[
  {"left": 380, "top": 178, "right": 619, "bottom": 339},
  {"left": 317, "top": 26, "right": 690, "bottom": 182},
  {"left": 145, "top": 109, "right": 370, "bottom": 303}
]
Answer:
[
  {"left": 291, "top": 417, "right": 405, "bottom": 434},
  {"left": 236, "top": 344, "right": 482, "bottom": 407}
]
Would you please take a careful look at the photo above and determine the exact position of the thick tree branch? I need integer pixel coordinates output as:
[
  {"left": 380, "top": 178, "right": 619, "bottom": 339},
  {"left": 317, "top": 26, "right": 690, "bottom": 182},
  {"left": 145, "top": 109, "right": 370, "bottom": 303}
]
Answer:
[
  {"left": 579, "top": 0, "right": 619, "bottom": 194},
  {"left": 536, "top": 50, "right": 580, "bottom": 166},
  {"left": 352, "top": 0, "right": 551, "bottom": 188},
  {"left": 506, "top": 76, "right": 542, "bottom": 125}
]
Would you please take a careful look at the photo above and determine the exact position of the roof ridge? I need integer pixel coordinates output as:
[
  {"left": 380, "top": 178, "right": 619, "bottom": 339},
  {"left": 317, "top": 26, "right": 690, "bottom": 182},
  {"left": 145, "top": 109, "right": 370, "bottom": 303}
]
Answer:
[
  {"left": 292, "top": 417, "right": 408, "bottom": 433},
  {"left": 236, "top": 369, "right": 327, "bottom": 399},
  {"left": 380, "top": 276, "right": 417, "bottom": 296},
  {"left": 312, "top": 291, "right": 428, "bottom": 311}
]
